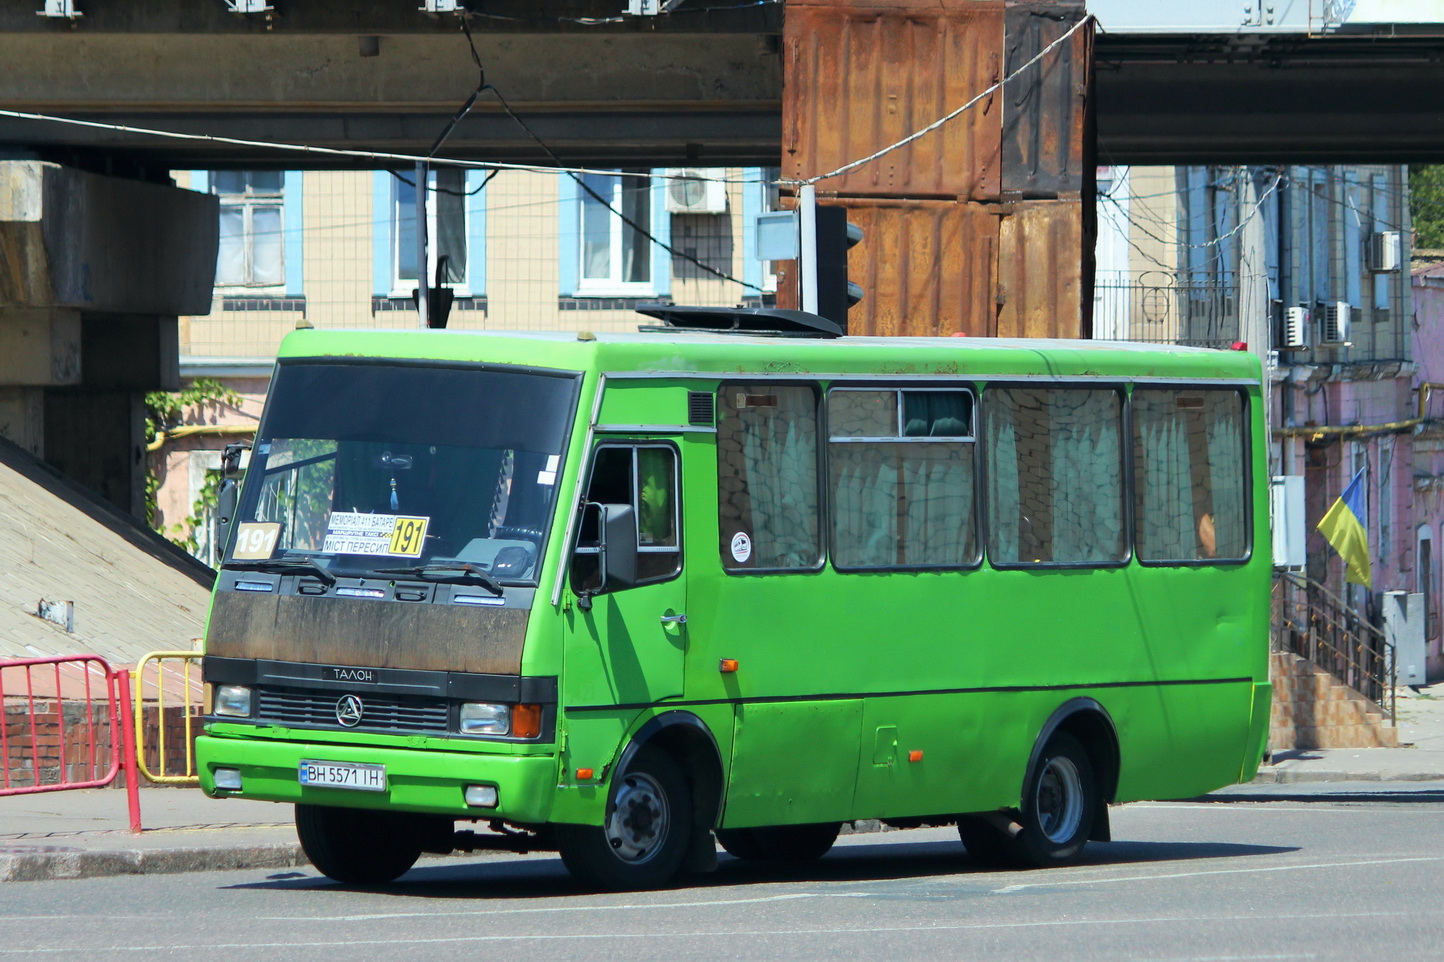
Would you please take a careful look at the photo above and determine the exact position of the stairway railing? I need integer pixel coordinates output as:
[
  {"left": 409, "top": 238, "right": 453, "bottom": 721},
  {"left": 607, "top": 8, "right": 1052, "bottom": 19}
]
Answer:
[{"left": 1272, "top": 571, "right": 1397, "bottom": 724}]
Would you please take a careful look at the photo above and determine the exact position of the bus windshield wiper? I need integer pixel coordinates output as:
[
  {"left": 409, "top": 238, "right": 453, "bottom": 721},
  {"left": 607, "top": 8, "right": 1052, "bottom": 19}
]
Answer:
[
  {"left": 372, "top": 563, "right": 504, "bottom": 596},
  {"left": 223, "top": 558, "right": 337, "bottom": 585}
]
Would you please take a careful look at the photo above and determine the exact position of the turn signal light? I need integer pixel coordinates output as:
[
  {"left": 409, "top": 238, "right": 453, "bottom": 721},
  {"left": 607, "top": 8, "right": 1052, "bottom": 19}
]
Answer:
[
  {"left": 512, "top": 703, "right": 542, "bottom": 739},
  {"left": 908, "top": 750, "right": 924, "bottom": 763},
  {"left": 576, "top": 768, "right": 594, "bottom": 780},
  {"left": 719, "top": 659, "right": 739, "bottom": 673}
]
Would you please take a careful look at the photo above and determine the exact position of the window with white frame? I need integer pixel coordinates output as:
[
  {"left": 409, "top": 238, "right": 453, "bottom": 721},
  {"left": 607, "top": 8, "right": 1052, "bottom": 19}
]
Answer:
[
  {"left": 760, "top": 166, "right": 781, "bottom": 294},
  {"left": 392, "top": 167, "right": 469, "bottom": 294},
  {"left": 578, "top": 169, "right": 653, "bottom": 294},
  {"left": 214, "top": 171, "right": 284, "bottom": 289}
]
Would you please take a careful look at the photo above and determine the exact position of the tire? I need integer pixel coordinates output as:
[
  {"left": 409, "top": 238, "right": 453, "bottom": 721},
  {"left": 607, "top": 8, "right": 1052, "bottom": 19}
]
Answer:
[
  {"left": 555, "top": 746, "right": 692, "bottom": 891},
  {"left": 1012, "top": 732, "right": 1098, "bottom": 867},
  {"left": 295, "top": 804, "right": 424, "bottom": 884},
  {"left": 957, "top": 815, "right": 1016, "bottom": 867},
  {"left": 717, "top": 823, "right": 841, "bottom": 862}
]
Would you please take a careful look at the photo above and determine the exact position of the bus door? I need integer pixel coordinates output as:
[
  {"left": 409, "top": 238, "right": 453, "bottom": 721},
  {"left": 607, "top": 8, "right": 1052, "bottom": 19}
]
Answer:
[{"left": 563, "top": 441, "right": 687, "bottom": 709}]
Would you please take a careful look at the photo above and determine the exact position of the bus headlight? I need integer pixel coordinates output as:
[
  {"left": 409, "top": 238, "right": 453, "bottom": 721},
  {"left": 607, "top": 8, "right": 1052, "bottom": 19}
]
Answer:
[
  {"left": 459, "top": 702, "right": 510, "bottom": 735},
  {"left": 213, "top": 685, "right": 253, "bottom": 717}
]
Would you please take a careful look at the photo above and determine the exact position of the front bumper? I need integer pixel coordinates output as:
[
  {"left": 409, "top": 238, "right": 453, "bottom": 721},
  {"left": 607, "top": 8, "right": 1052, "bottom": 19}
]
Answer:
[{"left": 196, "top": 734, "right": 559, "bottom": 823}]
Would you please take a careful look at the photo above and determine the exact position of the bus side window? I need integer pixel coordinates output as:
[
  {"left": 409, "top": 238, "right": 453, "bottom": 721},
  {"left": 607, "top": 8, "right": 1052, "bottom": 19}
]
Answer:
[
  {"left": 985, "top": 386, "right": 1125, "bottom": 566},
  {"left": 1133, "top": 389, "right": 1248, "bottom": 563},
  {"left": 570, "top": 444, "right": 681, "bottom": 594},
  {"left": 717, "top": 383, "right": 822, "bottom": 571}
]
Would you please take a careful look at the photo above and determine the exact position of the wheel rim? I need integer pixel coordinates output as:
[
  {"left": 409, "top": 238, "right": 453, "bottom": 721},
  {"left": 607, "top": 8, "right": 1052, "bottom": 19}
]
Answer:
[
  {"left": 605, "top": 771, "right": 670, "bottom": 863},
  {"left": 1034, "top": 754, "right": 1084, "bottom": 844}
]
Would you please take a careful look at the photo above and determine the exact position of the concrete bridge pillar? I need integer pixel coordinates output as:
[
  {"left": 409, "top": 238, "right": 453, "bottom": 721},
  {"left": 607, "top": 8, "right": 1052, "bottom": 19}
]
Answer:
[{"left": 0, "top": 160, "right": 216, "bottom": 515}]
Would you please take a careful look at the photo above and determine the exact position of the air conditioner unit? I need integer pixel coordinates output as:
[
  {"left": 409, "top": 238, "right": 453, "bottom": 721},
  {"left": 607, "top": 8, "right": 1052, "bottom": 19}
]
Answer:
[
  {"left": 1368, "top": 230, "right": 1402, "bottom": 273},
  {"left": 1321, "top": 302, "right": 1352, "bottom": 345},
  {"left": 664, "top": 168, "right": 728, "bottom": 215},
  {"left": 1282, "top": 306, "right": 1309, "bottom": 349}
]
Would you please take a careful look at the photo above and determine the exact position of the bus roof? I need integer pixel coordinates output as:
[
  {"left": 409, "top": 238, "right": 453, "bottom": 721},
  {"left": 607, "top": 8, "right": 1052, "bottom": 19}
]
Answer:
[{"left": 274, "top": 326, "right": 1263, "bottom": 383}]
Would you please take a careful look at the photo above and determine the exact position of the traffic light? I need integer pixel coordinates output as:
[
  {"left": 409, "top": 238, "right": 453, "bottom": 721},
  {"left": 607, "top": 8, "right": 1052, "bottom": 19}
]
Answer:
[{"left": 814, "top": 206, "right": 863, "bottom": 333}]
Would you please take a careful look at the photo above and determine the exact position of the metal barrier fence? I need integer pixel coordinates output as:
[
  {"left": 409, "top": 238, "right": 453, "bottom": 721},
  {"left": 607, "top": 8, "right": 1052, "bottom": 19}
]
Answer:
[
  {"left": 0, "top": 655, "right": 143, "bottom": 831},
  {"left": 132, "top": 650, "right": 205, "bottom": 786}
]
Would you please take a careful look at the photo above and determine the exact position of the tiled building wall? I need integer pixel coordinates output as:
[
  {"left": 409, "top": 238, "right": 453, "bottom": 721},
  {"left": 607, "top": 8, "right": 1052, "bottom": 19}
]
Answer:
[{"left": 179, "top": 167, "right": 764, "bottom": 357}]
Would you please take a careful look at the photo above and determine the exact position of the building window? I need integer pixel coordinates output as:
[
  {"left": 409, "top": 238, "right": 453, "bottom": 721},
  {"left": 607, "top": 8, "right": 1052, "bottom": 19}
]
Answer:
[
  {"left": 579, "top": 170, "right": 652, "bottom": 293},
  {"left": 392, "top": 168, "right": 470, "bottom": 294},
  {"left": 214, "top": 171, "right": 285, "bottom": 289},
  {"left": 559, "top": 170, "right": 669, "bottom": 300}
]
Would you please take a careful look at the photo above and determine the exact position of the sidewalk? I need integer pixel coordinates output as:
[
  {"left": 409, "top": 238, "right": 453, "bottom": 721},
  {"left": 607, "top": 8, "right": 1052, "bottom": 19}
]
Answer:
[
  {"left": 4, "top": 683, "right": 1444, "bottom": 883},
  {"left": 1252, "top": 680, "right": 1444, "bottom": 783}
]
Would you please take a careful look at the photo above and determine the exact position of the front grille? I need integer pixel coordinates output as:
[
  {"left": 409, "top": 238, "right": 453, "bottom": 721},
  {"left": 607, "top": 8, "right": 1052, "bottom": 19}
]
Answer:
[{"left": 256, "top": 687, "right": 450, "bottom": 734}]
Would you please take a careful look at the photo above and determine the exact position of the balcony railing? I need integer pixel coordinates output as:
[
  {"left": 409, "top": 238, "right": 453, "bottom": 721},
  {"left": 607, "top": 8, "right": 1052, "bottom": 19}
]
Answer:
[{"left": 1093, "top": 271, "right": 1240, "bottom": 348}]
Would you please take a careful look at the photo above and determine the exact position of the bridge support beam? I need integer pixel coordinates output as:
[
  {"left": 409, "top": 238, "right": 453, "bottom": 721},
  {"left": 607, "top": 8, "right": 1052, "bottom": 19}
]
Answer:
[{"left": 0, "top": 160, "right": 215, "bottom": 515}]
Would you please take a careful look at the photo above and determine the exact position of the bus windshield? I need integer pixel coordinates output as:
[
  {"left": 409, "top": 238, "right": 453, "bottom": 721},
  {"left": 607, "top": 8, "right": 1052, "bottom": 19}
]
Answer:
[{"left": 224, "top": 361, "right": 578, "bottom": 585}]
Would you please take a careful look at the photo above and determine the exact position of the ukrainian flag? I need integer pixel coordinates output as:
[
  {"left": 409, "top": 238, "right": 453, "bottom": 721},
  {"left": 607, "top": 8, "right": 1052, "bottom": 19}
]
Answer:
[{"left": 1317, "top": 467, "right": 1371, "bottom": 588}]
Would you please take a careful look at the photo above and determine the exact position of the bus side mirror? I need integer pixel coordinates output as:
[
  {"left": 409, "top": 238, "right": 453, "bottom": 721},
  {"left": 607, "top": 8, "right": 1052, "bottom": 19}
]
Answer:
[
  {"left": 575, "top": 502, "right": 638, "bottom": 610},
  {"left": 598, "top": 503, "right": 638, "bottom": 591},
  {"left": 216, "top": 478, "right": 239, "bottom": 531},
  {"left": 215, "top": 442, "right": 249, "bottom": 544}
]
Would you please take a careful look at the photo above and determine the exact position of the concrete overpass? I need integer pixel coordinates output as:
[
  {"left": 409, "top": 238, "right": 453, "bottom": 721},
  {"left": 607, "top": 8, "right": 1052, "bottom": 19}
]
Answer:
[{"left": 1, "top": 1, "right": 1443, "bottom": 173}]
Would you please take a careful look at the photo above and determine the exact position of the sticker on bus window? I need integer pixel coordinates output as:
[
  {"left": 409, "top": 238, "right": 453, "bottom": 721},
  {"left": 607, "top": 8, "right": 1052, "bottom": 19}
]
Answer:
[
  {"left": 321, "top": 512, "right": 430, "bottom": 557},
  {"left": 730, "top": 532, "right": 753, "bottom": 564},
  {"left": 537, "top": 453, "right": 560, "bottom": 486},
  {"left": 232, "top": 522, "right": 281, "bottom": 560}
]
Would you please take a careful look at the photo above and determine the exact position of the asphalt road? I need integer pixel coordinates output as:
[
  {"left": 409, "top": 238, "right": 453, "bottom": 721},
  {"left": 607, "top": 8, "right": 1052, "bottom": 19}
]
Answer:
[{"left": 4, "top": 793, "right": 1444, "bottom": 961}]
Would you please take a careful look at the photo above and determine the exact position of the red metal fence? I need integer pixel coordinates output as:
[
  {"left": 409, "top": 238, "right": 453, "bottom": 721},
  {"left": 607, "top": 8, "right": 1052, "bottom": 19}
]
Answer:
[{"left": 0, "top": 655, "right": 142, "bottom": 831}]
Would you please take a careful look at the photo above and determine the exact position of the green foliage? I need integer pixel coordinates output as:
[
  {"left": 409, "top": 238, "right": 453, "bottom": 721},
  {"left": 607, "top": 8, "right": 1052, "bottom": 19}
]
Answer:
[
  {"left": 143, "top": 378, "right": 245, "bottom": 551},
  {"left": 144, "top": 378, "right": 242, "bottom": 443},
  {"left": 1410, "top": 165, "right": 1444, "bottom": 251}
]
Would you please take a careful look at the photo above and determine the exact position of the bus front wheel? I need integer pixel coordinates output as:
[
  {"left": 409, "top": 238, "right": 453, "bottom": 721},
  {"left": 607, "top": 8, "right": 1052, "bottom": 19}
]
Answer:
[
  {"left": 295, "top": 804, "right": 424, "bottom": 884},
  {"left": 555, "top": 746, "right": 692, "bottom": 890},
  {"left": 717, "top": 822, "right": 841, "bottom": 862},
  {"left": 1013, "top": 732, "right": 1097, "bottom": 867}
]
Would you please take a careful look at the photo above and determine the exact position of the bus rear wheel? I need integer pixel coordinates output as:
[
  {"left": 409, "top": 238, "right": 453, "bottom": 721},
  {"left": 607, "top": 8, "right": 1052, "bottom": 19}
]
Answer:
[
  {"left": 717, "top": 822, "right": 842, "bottom": 862},
  {"left": 295, "top": 804, "right": 425, "bottom": 884},
  {"left": 1013, "top": 732, "right": 1097, "bottom": 867},
  {"left": 555, "top": 746, "right": 692, "bottom": 891}
]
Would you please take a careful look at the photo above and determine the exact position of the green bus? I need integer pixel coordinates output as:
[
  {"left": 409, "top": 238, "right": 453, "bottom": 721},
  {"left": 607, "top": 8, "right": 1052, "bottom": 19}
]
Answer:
[{"left": 196, "top": 307, "right": 1271, "bottom": 890}]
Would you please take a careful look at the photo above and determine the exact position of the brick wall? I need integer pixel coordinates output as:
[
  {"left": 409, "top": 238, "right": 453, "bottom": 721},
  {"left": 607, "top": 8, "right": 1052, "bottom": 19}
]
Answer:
[{"left": 3, "top": 700, "right": 197, "bottom": 788}]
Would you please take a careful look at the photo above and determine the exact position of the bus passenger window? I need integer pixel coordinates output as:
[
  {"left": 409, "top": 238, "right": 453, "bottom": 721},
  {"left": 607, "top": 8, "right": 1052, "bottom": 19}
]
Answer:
[
  {"left": 717, "top": 384, "right": 821, "bottom": 571},
  {"left": 985, "top": 387, "right": 1125, "bottom": 566},
  {"left": 827, "top": 388, "right": 978, "bottom": 569},
  {"left": 1133, "top": 390, "right": 1248, "bottom": 563},
  {"left": 570, "top": 444, "right": 681, "bottom": 593}
]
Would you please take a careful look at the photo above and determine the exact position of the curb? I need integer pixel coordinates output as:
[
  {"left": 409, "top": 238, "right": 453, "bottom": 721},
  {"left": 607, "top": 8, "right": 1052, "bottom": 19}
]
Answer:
[
  {"left": 1251, "top": 769, "right": 1444, "bottom": 784},
  {"left": 0, "top": 844, "right": 307, "bottom": 883}
]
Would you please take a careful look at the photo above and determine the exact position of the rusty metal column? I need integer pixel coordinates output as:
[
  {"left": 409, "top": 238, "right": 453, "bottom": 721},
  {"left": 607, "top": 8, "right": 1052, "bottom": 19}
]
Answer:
[{"left": 780, "top": 0, "right": 1093, "bottom": 338}]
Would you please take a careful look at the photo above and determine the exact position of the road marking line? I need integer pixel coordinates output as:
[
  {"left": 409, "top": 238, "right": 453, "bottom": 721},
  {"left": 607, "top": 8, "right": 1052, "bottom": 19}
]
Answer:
[
  {"left": 255, "top": 890, "right": 869, "bottom": 921},
  {"left": 990, "top": 855, "right": 1444, "bottom": 893},
  {"left": 0, "top": 908, "right": 1432, "bottom": 953}
]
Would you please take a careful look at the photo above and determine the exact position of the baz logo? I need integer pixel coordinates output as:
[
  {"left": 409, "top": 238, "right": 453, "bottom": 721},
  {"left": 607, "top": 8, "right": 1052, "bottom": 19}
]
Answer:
[
  {"left": 335, "top": 695, "right": 365, "bottom": 728},
  {"left": 325, "top": 667, "right": 377, "bottom": 683}
]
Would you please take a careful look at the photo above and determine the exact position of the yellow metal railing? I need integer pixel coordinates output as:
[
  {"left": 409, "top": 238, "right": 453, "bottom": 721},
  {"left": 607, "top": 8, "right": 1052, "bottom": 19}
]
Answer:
[{"left": 132, "top": 648, "right": 204, "bottom": 785}]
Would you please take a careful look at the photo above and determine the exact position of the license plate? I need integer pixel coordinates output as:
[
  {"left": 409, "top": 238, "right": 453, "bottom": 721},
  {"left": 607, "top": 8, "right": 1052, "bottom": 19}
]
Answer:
[{"left": 299, "top": 759, "right": 387, "bottom": 792}]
